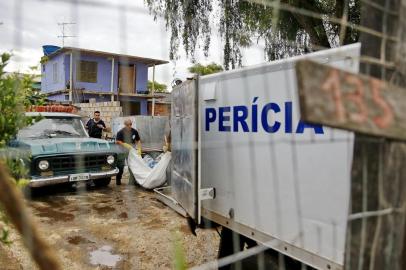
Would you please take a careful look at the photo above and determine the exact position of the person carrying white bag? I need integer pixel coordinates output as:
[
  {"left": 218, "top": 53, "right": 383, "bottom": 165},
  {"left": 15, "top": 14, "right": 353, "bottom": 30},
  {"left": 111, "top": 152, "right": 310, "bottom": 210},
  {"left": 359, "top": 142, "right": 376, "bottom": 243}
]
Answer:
[
  {"left": 119, "top": 130, "right": 172, "bottom": 189},
  {"left": 115, "top": 119, "right": 142, "bottom": 185}
]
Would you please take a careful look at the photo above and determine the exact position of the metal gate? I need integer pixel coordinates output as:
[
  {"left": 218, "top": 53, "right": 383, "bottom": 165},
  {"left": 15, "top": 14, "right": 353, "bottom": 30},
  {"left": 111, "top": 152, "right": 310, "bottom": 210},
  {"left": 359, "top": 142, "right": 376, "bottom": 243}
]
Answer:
[{"left": 171, "top": 79, "right": 199, "bottom": 221}]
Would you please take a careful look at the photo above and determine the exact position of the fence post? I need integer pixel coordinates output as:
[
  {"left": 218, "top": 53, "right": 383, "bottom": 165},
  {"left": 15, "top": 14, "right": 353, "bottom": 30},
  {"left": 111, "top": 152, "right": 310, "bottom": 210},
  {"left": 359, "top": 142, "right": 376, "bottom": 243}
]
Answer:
[
  {"left": 344, "top": 1, "right": 406, "bottom": 269},
  {"left": 396, "top": 1, "right": 406, "bottom": 267}
]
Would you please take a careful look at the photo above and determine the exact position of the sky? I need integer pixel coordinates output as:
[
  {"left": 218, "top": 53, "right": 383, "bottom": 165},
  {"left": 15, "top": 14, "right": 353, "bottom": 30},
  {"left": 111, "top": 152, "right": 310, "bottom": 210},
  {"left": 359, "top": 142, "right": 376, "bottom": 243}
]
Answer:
[{"left": 0, "top": 0, "right": 266, "bottom": 90}]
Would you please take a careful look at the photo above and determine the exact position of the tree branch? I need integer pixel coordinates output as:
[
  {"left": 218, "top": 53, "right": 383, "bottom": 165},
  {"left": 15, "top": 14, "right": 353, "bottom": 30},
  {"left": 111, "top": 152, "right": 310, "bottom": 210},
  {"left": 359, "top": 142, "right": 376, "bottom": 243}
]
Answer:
[{"left": 286, "top": 0, "right": 331, "bottom": 47}]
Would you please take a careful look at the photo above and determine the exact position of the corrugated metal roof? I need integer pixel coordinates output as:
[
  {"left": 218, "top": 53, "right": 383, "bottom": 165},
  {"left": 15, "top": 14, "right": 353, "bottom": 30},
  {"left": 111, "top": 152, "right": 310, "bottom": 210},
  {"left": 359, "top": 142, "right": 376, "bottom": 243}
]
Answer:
[{"left": 46, "top": 47, "right": 169, "bottom": 67}]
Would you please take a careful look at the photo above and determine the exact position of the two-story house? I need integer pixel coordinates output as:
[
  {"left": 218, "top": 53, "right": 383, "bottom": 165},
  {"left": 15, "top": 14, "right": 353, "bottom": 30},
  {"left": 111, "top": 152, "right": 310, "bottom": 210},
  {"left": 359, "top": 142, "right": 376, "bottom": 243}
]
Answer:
[{"left": 41, "top": 45, "right": 168, "bottom": 115}]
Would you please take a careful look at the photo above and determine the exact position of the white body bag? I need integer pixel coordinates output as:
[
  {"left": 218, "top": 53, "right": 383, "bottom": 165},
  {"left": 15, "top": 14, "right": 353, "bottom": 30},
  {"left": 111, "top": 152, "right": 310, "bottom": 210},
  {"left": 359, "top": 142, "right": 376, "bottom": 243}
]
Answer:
[{"left": 127, "top": 149, "right": 171, "bottom": 189}]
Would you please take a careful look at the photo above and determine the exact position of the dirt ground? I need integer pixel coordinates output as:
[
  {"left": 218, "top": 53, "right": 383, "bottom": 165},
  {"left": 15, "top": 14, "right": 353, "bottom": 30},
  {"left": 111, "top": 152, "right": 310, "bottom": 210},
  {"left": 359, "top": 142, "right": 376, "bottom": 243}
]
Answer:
[{"left": 0, "top": 174, "right": 220, "bottom": 270}]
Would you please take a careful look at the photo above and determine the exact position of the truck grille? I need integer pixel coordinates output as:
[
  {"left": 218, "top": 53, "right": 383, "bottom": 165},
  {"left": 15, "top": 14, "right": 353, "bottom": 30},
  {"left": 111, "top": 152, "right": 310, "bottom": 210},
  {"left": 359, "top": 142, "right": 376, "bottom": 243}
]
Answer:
[
  {"left": 34, "top": 154, "right": 113, "bottom": 174},
  {"left": 51, "top": 155, "right": 108, "bottom": 170}
]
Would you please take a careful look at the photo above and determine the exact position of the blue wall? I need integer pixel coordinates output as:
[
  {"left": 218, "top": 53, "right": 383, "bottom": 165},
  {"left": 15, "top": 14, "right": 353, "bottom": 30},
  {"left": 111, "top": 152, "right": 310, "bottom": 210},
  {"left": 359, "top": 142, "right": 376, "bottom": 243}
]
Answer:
[
  {"left": 71, "top": 54, "right": 118, "bottom": 92},
  {"left": 41, "top": 53, "right": 66, "bottom": 93},
  {"left": 135, "top": 62, "right": 148, "bottom": 92},
  {"left": 125, "top": 97, "right": 148, "bottom": 115},
  {"left": 140, "top": 99, "right": 147, "bottom": 115},
  {"left": 64, "top": 54, "right": 70, "bottom": 88}
]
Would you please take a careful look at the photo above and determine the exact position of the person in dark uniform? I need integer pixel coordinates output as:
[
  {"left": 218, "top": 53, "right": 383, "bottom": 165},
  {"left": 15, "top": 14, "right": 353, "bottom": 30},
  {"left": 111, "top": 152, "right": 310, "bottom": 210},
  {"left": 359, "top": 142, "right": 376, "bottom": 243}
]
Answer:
[
  {"left": 115, "top": 119, "right": 141, "bottom": 185},
  {"left": 86, "top": 111, "right": 106, "bottom": 139}
]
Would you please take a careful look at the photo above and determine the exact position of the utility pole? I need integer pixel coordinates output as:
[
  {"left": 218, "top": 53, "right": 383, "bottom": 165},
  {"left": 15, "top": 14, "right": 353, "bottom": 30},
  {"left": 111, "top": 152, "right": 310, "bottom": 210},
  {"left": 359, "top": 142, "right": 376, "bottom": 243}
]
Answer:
[{"left": 57, "top": 22, "right": 76, "bottom": 47}]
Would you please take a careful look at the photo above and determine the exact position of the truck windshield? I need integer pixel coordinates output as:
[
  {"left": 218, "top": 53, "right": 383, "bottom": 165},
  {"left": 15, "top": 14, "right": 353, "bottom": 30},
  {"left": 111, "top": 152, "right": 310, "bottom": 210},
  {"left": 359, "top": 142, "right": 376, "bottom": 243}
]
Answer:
[{"left": 18, "top": 117, "right": 87, "bottom": 139}]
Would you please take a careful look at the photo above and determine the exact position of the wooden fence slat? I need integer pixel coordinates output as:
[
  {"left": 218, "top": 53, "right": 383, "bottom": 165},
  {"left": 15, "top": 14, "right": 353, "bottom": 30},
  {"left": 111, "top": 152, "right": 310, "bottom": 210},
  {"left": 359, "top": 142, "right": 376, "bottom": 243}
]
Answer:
[{"left": 295, "top": 60, "right": 406, "bottom": 141}]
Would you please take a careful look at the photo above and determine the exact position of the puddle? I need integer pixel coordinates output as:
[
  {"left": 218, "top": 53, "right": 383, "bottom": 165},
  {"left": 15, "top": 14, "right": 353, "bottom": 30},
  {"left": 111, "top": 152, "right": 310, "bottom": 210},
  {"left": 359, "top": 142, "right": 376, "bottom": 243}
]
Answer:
[{"left": 89, "top": 245, "right": 121, "bottom": 267}]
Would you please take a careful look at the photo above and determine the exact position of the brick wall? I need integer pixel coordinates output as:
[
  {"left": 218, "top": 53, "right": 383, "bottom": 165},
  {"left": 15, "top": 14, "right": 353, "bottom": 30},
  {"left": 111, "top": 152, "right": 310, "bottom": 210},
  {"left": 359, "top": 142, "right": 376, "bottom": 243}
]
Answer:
[{"left": 75, "top": 100, "right": 123, "bottom": 138}]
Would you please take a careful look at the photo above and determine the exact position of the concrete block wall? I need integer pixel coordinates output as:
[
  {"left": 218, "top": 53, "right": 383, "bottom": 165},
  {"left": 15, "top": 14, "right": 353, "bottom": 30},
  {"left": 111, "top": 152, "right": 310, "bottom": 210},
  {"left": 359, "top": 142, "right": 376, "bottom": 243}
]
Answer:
[{"left": 75, "top": 101, "right": 123, "bottom": 139}]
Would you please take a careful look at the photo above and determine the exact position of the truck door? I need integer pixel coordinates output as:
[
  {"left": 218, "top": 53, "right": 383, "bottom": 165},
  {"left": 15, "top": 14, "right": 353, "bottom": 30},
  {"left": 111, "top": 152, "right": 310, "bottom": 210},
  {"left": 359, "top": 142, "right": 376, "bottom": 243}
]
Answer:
[{"left": 171, "top": 79, "right": 199, "bottom": 221}]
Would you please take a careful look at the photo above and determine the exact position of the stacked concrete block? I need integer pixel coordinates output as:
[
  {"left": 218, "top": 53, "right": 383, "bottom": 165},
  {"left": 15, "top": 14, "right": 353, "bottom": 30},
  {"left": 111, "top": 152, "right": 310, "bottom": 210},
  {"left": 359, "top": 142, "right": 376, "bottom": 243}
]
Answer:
[{"left": 75, "top": 101, "right": 123, "bottom": 139}]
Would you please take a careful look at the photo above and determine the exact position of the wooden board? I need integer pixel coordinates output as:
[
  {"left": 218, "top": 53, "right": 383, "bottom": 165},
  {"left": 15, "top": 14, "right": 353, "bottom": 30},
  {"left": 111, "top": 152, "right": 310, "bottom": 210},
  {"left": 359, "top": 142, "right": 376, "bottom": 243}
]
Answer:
[{"left": 296, "top": 60, "right": 406, "bottom": 141}]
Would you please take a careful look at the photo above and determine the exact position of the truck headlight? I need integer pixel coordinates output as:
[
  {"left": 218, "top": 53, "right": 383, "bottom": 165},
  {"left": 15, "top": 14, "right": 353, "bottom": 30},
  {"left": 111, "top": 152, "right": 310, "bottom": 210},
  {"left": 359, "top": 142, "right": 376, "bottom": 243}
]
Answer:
[
  {"left": 38, "top": 160, "right": 49, "bottom": 171},
  {"left": 107, "top": 155, "right": 115, "bottom": 165}
]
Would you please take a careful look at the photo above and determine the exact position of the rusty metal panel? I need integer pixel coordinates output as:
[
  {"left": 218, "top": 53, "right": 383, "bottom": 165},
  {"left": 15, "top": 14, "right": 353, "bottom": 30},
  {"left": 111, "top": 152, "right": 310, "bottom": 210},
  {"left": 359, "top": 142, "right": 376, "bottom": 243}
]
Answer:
[{"left": 112, "top": 116, "right": 169, "bottom": 151}]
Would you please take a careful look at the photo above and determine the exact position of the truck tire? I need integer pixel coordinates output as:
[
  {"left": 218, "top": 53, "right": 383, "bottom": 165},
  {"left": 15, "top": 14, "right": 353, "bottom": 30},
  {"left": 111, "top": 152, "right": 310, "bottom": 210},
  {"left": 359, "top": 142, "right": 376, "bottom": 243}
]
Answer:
[{"left": 94, "top": 178, "right": 111, "bottom": 187}]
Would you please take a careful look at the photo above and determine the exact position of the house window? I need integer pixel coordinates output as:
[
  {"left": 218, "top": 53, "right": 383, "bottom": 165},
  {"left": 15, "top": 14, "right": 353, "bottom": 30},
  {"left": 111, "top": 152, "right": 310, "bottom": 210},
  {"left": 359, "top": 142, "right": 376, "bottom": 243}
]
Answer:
[
  {"left": 77, "top": 60, "right": 98, "bottom": 83},
  {"left": 53, "top": 63, "right": 58, "bottom": 83}
]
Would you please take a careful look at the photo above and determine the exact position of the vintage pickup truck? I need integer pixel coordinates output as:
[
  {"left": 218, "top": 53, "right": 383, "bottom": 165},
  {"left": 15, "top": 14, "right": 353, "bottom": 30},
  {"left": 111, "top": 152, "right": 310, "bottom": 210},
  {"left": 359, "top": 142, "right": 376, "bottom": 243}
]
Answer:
[{"left": 8, "top": 112, "right": 123, "bottom": 188}]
